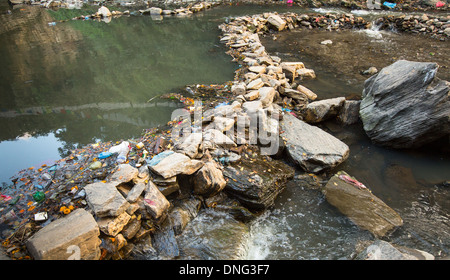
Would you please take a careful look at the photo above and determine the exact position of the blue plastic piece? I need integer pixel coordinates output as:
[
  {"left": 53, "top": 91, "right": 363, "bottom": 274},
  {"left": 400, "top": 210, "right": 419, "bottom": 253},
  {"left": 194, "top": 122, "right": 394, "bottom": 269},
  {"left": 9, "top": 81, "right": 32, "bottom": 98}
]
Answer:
[
  {"left": 147, "top": 150, "right": 174, "bottom": 166},
  {"left": 98, "top": 152, "right": 113, "bottom": 159},
  {"left": 383, "top": 2, "right": 396, "bottom": 8}
]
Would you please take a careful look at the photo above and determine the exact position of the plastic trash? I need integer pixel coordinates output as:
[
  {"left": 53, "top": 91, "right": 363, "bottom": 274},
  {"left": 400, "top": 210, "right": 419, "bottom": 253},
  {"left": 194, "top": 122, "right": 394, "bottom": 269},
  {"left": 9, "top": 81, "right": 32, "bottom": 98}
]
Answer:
[
  {"left": 136, "top": 142, "right": 144, "bottom": 149},
  {"left": 436, "top": 1, "right": 445, "bottom": 7},
  {"left": 383, "top": 2, "right": 396, "bottom": 8},
  {"left": 42, "top": 173, "right": 52, "bottom": 180},
  {"left": 108, "top": 141, "right": 131, "bottom": 163},
  {"left": 32, "top": 191, "right": 45, "bottom": 202},
  {"left": 215, "top": 102, "right": 229, "bottom": 108},
  {"left": 147, "top": 150, "right": 174, "bottom": 166},
  {"left": 34, "top": 212, "right": 48, "bottom": 222},
  {"left": 48, "top": 22, "right": 56, "bottom": 26},
  {"left": 98, "top": 152, "right": 113, "bottom": 159}
]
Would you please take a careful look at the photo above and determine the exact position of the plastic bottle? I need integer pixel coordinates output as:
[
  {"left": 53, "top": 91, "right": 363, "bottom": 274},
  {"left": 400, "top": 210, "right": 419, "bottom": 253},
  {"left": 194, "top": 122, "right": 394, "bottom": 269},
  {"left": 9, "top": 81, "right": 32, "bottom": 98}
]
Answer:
[
  {"left": 108, "top": 141, "right": 131, "bottom": 163},
  {"left": 33, "top": 191, "right": 45, "bottom": 202}
]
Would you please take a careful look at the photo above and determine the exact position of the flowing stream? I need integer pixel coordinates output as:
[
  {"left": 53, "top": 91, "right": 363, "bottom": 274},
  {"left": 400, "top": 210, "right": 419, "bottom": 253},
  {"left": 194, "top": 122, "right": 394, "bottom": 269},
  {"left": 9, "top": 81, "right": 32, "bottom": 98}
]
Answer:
[{"left": 0, "top": 2, "right": 449, "bottom": 259}]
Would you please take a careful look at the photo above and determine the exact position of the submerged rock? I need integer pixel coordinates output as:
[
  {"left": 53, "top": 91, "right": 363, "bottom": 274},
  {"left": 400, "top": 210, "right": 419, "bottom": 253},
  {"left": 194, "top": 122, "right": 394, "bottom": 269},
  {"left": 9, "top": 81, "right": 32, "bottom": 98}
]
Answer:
[
  {"left": 323, "top": 171, "right": 403, "bottom": 238},
  {"left": 355, "top": 240, "right": 434, "bottom": 260},
  {"left": 359, "top": 60, "right": 450, "bottom": 149},
  {"left": 280, "top": 113, "right": 349, "bottom": 173},
  {"left": 177, "top": 209, "right": 249, "bottom": 260}
]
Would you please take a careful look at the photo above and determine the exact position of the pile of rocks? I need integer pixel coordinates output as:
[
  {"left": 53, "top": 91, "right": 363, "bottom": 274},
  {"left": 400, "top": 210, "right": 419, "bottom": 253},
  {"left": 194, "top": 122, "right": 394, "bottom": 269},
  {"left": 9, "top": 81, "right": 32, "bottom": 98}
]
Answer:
[
  {"left": 374, "top": 13, "right": 450, "bottom": 40},
  {"left": 139, "top": 1, "right": 219, "bottom": 17}
]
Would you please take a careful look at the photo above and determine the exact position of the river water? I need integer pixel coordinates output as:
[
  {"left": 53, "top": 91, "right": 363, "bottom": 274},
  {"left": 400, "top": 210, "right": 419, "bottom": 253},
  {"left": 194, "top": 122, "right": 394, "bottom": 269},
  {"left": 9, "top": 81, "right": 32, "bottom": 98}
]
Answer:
[{"left": 0, "top": 3, "right": 449, "bottom": 259}]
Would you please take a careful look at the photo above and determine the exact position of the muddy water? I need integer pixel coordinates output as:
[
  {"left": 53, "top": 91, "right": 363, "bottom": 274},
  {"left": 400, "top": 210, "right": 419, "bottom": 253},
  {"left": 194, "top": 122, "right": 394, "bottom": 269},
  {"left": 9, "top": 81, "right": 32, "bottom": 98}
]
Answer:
[
  {"left": 262, "top": 27, "right": 449, "bottom": 99},
  {"left": 246, "top": 26, "right": 450, "bottom": 259}
]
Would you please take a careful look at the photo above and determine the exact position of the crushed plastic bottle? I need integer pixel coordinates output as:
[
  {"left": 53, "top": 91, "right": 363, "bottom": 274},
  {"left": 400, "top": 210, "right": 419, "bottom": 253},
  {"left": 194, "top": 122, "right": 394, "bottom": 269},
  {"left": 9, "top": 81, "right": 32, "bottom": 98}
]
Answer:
[
  {"left": 108, "top": 141, "right": 131, "bottom": 163},
  {"left": 32, "top": 191, "right": 45, "bottom": 202}
]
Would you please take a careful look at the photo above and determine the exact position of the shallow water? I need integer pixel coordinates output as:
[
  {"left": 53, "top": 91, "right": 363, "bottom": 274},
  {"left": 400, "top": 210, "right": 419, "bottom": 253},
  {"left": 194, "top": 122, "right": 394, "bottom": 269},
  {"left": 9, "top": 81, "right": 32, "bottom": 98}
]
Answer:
[{"left": 254, "top": 25, "right": 450, "bottom": 259}]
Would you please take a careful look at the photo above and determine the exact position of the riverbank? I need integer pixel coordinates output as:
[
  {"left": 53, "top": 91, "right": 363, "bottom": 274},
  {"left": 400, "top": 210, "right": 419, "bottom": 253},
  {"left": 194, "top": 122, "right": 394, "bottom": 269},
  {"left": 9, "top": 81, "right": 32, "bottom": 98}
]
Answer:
[{"left": 1, "top": 2, "right": 449, "bottom": 260}]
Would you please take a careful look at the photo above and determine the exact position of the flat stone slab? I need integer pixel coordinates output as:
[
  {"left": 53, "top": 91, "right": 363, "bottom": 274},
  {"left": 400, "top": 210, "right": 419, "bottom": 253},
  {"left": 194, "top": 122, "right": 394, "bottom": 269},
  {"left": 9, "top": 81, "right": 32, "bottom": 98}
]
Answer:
[
  {"left": 323, "top": 171, "right": 403, "bottom": 238},
  {"left": 26, "top": 209, "right": 101, "bottom": 260},
  {"left": 84, "top": 181, "right": 130, "bottom": 218}
]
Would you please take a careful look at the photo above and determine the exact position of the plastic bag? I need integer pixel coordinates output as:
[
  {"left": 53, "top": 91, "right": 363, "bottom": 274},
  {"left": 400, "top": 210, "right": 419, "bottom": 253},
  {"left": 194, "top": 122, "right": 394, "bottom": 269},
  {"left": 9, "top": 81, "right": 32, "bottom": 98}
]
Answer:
[{"left": 108, "top": 141, "right": 131, "bottom": 163}]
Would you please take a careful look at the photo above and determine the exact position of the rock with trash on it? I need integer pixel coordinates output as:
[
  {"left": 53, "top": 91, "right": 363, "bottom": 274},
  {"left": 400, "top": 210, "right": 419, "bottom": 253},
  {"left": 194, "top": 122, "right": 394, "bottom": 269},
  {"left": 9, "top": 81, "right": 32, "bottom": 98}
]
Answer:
[
  {"left": 26, "top": 209, "right": 101, "bottom": 260},
  {"left": 322, "top": 171, "right": 403, "bottom": 238}
]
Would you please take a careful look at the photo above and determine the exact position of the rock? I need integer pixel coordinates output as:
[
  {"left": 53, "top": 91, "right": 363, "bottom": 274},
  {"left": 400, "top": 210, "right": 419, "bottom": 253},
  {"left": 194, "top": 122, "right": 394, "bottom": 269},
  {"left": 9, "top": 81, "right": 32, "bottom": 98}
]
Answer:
[
  {"left": 169, "top": 197, "right": 202, "bottom": 235},
  {"left": 248, "top": 66, "right": 266, "bottom": 75},
  {"left": 97, "top": 6, "right": 112, "bottom": 18},
  {"left": 297, "top": 68, "right": 316, "bottom": 79},
  {"left": 280, "top": 113, "right": 349, "bottom": 173},
  {"left": 26, "top": 209, "right": 101, "bottom": 260},
  {"left": 246, "top": 78, "right": 265, "bottom": 90},
  {"left": 359, "top": 60, "right": 450, "bottom": 148},
  {"left": 223, "top": 154, "right": 295, "bottom": 210},
  {"left": 444, "top": 27, "right": 450, "bottom": 37},
  {"left": 267, "top": 14, "right": 287, "bottom": 31},
  {"left": 97, "top": 212, "right": 131, "bottom": 236},
  {"left": 304, "top": 97, "right": 345, "bottom": 123},
  {"left": 338, "top": 100, "right": 361, "bottom": 125},
  {"left": 296, "top": 84, "right": 317, "bottom": 100},
  {"left": 282, "top": 88, "right": 308, "bottom": 103},
  {"left": 242, "top": 100, "right": 263, "bottom": 114},
  {"left": 174, "top": 133, "right": 202, "bottom": 158},
  {"left": 140, "top": 7, "right": 162, "bottom": 15},
  {"left": 177, "top": 209, "right": 249, "bottom": 260},
  {"left": 143, "top": 181, "right": 170, "bottom": 220},
  {"left": 84, "top": 182, "right": 130, "bottom": 218},
  {"left": 126, "top": 182, "right": 146, "bottom": 203},
  {"left": 193, "top": 161, "right": 227, "bottom": 197},
  {"left": 258, "top": 86, "right": 276, "bottom": 107},
  {"left": 231, "top": 83, "right": 246, "bottom": 95},
  {"left": 244, "top": 90, "right": 260, "bottom": 101},
  {"left": 355, "top": 240, "right": 434, "bottom": 260},
  {"left": 109, "top": 164, "right": 139, "bottom": 184},
  {"left": 149, "top": 152, "right": 204, "bottom": 179},
  {"left": 202, "top": 129, "right": 236, "bottom": 148},
  {"left": 323, "top": 171, "right": 403, "bottom": 238},
  {"left": 211, "top": 116, "right": 235, "bottom": 132},
  {"left": 152, "top": 215, "right": 180, "bottom": 258},
  {"left": 121, "top": 217, "right": 141, "bottom": 240}
]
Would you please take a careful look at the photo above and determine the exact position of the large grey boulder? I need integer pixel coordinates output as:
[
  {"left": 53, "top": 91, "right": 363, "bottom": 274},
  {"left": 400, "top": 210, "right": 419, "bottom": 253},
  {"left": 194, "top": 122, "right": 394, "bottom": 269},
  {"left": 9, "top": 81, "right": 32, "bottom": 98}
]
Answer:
[
  {"left": 280, "top": 113, "right": 349, "bottom": 173},
  {"left": 26, "top": 209, "right": 101, "bottom": 260},
  {"left": 359, "top": 60, "right": 450, "bottom": 148},
  {"left": 323, "top": 171, "right": 403, "bottom": 238}
]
